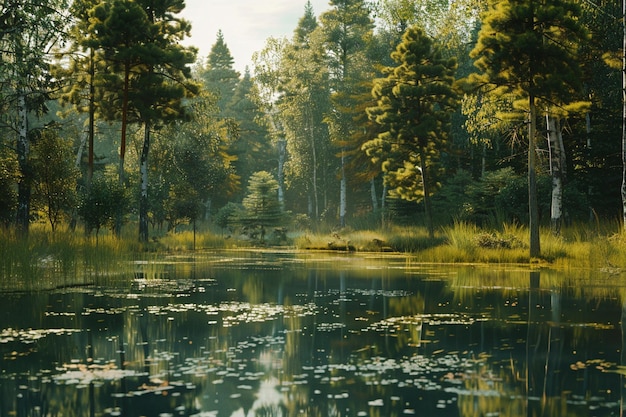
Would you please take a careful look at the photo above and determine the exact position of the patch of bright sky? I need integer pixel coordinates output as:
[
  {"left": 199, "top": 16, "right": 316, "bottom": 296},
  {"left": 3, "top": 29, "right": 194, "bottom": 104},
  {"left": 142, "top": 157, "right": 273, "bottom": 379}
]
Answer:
[{"left": 179, "top": 0, "right": 331, "bottom": 74}]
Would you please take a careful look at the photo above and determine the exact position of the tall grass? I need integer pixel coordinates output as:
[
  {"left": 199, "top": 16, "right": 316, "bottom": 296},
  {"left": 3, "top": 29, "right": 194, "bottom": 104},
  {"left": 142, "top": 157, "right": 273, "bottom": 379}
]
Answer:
[
  {"left": 156, "top": 229, "right": 242, "bottom": 251},
  {"left": 292, "top": 220, "right": 626, "bottom": 270},
  {"left": 0, "top": 226, "right": 141, "bottom": 291},
  {"left": 2, "top": 219, "right": 625, "bottom": 292},
  {"left": 0, "top": 223, "right": 246, "bottom": 291}
]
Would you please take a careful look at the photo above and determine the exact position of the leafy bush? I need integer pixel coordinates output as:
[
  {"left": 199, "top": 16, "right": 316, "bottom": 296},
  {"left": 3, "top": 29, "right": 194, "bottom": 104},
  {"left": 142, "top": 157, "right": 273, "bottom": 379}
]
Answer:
[
  {"left": 473, "top": 232, "right": 524, "bottom": 249},
  {"left": 79, "top": 172, "right": 127, "bottom": 237}
]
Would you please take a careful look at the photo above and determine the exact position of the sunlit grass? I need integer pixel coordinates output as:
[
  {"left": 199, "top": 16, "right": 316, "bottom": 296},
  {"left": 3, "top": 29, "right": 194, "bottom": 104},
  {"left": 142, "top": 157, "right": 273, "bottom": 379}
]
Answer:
[
  {"left": 2, "top": 218, "right": 626, "bottom": 292},
  {"left": 293, "top": 228, "right": 393, "bottom": 251},
  {"left": 291, "top": 221, "right": 626, "bottom": 270},
  {"left": 156, "top": 229, "right": 244, "bottom": 251}
]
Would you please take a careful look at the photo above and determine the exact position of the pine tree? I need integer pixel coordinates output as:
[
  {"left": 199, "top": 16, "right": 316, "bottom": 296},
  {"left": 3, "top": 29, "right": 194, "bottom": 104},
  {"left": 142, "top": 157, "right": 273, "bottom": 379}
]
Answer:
[
  {"left": 320, "top": 0, "right": 375, "bottom": 227},
  {"left": 202, "top": 30, "right": 240, "bottom": 112},
  {"left": 56, "top": 0, "right": 101, "bottom": 186},
  {"left": 239, "top": 171, "right": 283, "bottom": 242},
  {"left": 277, "top": 3, "right": 332, "bottom": 222},
  {"left": 365, "top": 26, "right": 458, "bottom": 238},
  {"left": 133, "top": 0, "right": 198, "bottom": 243},
  {"left": 469, "top": 0, "right": 589, "bottom": 256},
  {"left": 88, "top": 0, "right": 197, "bottom": 241},
  {"left": 225, "top": 68, "right": 273, "bottom": 193},
  {"left": 88, "top": 0, "right": 151, "bottom": 199}
]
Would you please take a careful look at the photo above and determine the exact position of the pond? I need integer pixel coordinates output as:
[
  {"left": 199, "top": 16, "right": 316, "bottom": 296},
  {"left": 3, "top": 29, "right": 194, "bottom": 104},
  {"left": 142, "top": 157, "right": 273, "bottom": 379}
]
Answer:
[{"left": 0, "top": 250, "right": 624, "bottom": 417}]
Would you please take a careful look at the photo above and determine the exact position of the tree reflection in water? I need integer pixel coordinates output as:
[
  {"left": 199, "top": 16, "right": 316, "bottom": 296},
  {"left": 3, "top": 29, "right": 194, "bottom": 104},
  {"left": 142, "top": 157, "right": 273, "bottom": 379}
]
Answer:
[{"left": 0, "top": 252, "right": 623, "bottom": 417}]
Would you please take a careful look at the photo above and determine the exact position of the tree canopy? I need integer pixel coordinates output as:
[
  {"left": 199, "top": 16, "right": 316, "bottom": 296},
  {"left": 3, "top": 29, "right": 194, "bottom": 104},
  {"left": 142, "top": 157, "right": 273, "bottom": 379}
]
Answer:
[{"left": 0, "top": 0, "right": 622, "bottom": 258}]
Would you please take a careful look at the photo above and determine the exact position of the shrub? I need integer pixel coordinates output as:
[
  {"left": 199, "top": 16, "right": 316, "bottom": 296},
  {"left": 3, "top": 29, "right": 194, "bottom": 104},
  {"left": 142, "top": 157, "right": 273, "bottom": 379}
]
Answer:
[{"left": 473, "top": 232, "right": 524, "bottom": 249}]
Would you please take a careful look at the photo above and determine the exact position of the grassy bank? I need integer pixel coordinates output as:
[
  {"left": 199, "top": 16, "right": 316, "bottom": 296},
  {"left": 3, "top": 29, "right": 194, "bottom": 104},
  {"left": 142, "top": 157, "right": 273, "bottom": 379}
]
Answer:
[
  {"left": 293, "top": 221, "right": 626, "bottom": 270},
  {"left": 1, "top": 221, "right": 624, "bottom": 291}
]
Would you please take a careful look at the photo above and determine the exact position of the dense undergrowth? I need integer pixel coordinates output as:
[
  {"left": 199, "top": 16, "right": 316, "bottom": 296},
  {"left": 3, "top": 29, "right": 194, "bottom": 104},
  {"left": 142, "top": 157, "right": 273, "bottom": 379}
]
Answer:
[{"left": 1, "top": 220, "right": 624, "bottom": 291}]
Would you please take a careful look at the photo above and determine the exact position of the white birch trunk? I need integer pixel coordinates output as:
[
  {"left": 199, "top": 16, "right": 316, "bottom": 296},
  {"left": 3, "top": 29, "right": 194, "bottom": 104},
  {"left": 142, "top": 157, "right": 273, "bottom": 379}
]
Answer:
[
  {"left": 16, "top": 92, "right": 30, "bottom": 233},
  {"left": 370, "top": 178, "right": 378, "bottom": 212},
  {"left": 547, "top": 114, "right": 563, "bottom": 235},
  {"left": 381, "top": 179, "right": 388, "bottom": 229},
  {"left": 339, "top": 150, "right": 347, "bottom": 228},
  {"left": 139, "top": 122, "right": 151, "bottom": 243},
  {"left": 308, "top": 110, "right": 319, "bottom": 222},
  {"left": 75, "top": 130, "right": 88, "bottom": 168},
  {"left": 277, "top": 138, "right": 286, "bottom": 210}
]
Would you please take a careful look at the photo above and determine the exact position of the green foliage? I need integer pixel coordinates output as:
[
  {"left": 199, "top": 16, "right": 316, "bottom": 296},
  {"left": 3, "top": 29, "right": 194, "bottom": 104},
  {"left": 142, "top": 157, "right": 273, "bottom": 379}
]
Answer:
[
  {"left": 366, "top": 25, "right": 458, "bottom": 236},
  {"left": 225, "top": 68, "right": 273, "bottom": 192},
  {"left": 469, "top": 0, "right": 588, "bottom": 103},
  {"left": 79, "top": 172, "right": 128, "bottom": 237},
  {"left": 0, "top": 0, "right": 621, "bottom": 255},
  {"left": 215, "top": 202, "right": 241, "bottom": 233},
  {"left": 473, "top": 231, "right": 524, "bottom": 249},
  {"left": 0, "top": 149, "right": 18, "bottom": 227},
  {"left": 238, "top": 171, "right": 284, "bottom": 241},
  {"left": 31, "top": 129, "right": 80, "bottom": 232},
  {"left": 149, "top": 91, "right": 239, "bottom": 230},
  {"left": 201, "top": 30, "right": 240, "bottom": 111}
]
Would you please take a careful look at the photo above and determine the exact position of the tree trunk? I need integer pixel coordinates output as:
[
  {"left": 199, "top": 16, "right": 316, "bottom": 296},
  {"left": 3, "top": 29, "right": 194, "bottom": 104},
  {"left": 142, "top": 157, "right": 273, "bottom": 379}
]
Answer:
[
  {"left": 529, "top": 97, "right": 541, "bottom": 258},
  {"left": 115, "top": 61, "right": 131, "bottom": 236},
  {"left": 339, "top": 149, "right": 347, "bottom": 228},
  {"left": 381, "top": 179, "right": 388, "bottom": 229},
  {"left": 370, "top": 178, "right": 378, "bottom": 212},
  {"left": 277, "top": 138, "right": 286, "bottom": 210},
  {"left": 419, "top": 149, "right": 434, "bottom": 239},
  {"left": 88, "top": 48, "right": 95, "bottom": 186},
  {"left": 139, "top": 121, "right": 150, "bottom": 243},
  {"left": 547, "top": 114, "right": 563, "bottom": 235},
  {"left": 16, "top": 92, "right": 30, "bottom": 235},
  {"left": 586, "top": 110, "right": 594, "bottom": 222},
  {"left": 622, "top": 0, "right": 626, "bottom": 230},
  {"left": 308, "top": 107, "right": 319, "bottom": 222},
  {"left": 75, "top": 130, "right": 88, "bottom": 168}
]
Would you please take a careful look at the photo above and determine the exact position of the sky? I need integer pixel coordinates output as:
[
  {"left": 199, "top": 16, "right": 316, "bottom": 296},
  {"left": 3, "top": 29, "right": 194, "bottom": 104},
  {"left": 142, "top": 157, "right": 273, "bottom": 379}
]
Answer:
[{"left": 179, "top": 0, "right": 332, "bottom": 73}]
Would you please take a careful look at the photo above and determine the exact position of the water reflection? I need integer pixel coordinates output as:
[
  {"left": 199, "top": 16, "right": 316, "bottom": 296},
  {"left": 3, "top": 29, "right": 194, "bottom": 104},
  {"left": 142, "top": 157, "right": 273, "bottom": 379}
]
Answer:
[{"left": 0, "top": 252, "right": 623, "bottom": 417}]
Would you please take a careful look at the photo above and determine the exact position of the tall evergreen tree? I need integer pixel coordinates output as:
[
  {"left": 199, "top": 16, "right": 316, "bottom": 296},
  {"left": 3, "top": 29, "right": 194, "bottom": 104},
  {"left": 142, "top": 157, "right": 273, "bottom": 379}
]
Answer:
[
  {"left": 88, "top": 0, "right": 197, "bottom": 241},
  {"left": 365, "top": 26, "right": 458, "bottom": 238},
  {"left": 202, "top": 30, "right": 240, "bottom": 112},
  {"left": 133, "top": 0, "right": 198, "bottom": 243},
  {"left": 55, "top": 0, "right": 101, "bottom": 186},
  {"left": 87, "top": 0, "right": 152, "bottom": 236},
  {"left": 278, "top": 3, "right": 332, "bottom": 223},
  {"left": 320, "top": 0, "right": 375, "bottom": 227},
  {"left": 469, "top": 0, "right": 589, "bottom": 257},
  {"left": 225, "top": 68, "right": 273, "bottom": 194}
]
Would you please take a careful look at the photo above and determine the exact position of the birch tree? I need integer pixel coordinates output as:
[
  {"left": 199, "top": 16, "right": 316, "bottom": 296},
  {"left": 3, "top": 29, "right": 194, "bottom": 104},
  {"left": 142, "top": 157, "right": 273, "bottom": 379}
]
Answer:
[
  {"left": 0, "top": 0, "right": 70, "bottom": 234},
  {"left": 88, "top": 0, "right": 197, "bottom": 242},
  {"left": 133, "top": 0, "right": 198, "bottom": 243},
  {"left": 320, "top": 0, "right": 374, "bottom": 227},
  {"left": 278, "top": 3, "right": 332, "bottom": 223}
]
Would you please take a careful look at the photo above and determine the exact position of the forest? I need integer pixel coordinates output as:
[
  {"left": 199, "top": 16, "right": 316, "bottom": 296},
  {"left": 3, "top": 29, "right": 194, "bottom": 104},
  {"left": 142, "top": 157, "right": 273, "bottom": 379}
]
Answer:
[{"left": 0, "top": 0, "right": 623, "bottom": 259}]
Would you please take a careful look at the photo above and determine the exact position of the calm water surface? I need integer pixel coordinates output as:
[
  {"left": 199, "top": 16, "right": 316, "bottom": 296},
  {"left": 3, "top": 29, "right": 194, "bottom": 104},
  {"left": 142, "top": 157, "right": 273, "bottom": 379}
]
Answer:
[{"left": 0, "top": 251, "right": 624, "bottom": 417}]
